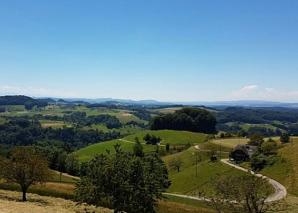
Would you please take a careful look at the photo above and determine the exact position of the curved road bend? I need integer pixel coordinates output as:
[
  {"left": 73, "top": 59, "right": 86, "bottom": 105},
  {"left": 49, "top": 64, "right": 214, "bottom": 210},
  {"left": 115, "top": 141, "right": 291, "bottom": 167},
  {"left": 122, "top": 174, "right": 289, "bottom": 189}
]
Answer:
[
  {"left": 194, "top": 144, "right": 287, "bottom": 202},
  {"left": 220, "top": 159, "right": 287, "bottom": 202}
]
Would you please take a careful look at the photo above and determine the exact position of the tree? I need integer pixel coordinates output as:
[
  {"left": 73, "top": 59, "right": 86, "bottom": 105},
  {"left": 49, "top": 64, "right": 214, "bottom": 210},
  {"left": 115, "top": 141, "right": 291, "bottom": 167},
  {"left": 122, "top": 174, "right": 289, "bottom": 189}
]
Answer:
[
  {"left": 143, "top": 133, "right": 151, "bottom": 142},
  {"left": 75, "top": 146, "right": 170, "bottom": 213},
  {"left": 209, "top": 149, "right": 218, "bottom": 162},
  {"left": 169, "top": 157, "right": 183, "bottom": 172},
  {"left": 1, "top": 146, "right": 50, "bottom": 201},
  {"left": 57, "top": 151, "right": 67, "bottom": 172},
  {"left": 165, "top": 143, "right": 170, "bottom": 152},
  {"left": 280, "top": 132, "right": 290, "bottom": 143},
  {"left": 248, "top": 134, "right": 264, "bottom": 146},
  {"left": 143, "top": 134, "right": 161, "bottom": 145},
  {"left": 251, "top": 153, "right": 268, "bottom": 171},
  {"left": 133, "top": 137, "right": 144, "bottom": 157},
  {"left": 260, "top": 140, "right": 277, "bottom": 155},
  {"left": 210, "top": 174, "right": 273, "bottom": 213},
  {"left": 65, "top": 153, "right": 80, "bottom": 175}
]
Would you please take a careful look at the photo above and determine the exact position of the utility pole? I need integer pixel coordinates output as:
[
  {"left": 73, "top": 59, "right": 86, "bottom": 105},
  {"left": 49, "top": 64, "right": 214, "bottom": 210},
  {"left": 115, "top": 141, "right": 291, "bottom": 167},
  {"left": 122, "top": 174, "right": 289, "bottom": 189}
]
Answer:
[
  {"left": 219, "top": 143, "right": 222, "bottom": 160},
  {"left": 196, "top": 152, "right": 198, "bottom": 177}
]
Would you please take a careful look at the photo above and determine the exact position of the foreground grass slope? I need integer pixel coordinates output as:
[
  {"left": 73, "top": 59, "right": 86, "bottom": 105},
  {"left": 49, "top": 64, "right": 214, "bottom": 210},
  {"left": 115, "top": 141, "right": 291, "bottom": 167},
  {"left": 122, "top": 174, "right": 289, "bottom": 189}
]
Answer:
[
  {"left": 0, "top": 189, "right": 112, "bottom": 213},
  {"left": 76, "top": 130, "right": 208, "bottom": 161},
  {"left": 163, "top": 146, "right": 245, "bottom": 196},
  {"left": 261, "top": 137, "right": 298, "bottom": 196}
]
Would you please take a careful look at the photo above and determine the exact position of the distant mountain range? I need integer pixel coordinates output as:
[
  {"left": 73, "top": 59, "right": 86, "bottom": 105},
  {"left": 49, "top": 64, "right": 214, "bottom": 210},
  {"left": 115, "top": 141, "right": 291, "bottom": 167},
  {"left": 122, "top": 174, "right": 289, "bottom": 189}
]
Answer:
[
  {"left": 177, "top": 100, "right": 298, "bottom": 108},
  {"left": 44, "top": 97, "right": 173, "bottom": 106},
  {"left": 59, "top": 98, "right": 298, "bottom": 108},
  {"left": 2, "top": 95, "right": 298, "bottom": 108}
]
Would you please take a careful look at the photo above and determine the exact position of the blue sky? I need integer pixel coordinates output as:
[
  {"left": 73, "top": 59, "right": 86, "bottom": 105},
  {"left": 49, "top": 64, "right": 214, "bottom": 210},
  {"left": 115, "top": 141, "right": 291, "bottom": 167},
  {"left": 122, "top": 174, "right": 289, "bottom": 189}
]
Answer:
[{"left": 0, "top": 0, "right": 298, "bottom": 102}]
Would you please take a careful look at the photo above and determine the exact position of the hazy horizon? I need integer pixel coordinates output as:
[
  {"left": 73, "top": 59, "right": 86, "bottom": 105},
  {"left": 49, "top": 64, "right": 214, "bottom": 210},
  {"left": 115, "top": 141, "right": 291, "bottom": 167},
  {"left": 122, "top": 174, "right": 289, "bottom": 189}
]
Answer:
[{"left": 1, "top": 1, "right": 298, "bottom": 102}]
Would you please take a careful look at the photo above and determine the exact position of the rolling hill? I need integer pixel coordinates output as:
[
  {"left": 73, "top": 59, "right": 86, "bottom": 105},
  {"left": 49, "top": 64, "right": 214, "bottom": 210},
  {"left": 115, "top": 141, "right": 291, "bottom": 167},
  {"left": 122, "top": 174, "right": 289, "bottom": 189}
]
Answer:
[{"left": 76, "top": 130, "right": 208, "bottom": 161}]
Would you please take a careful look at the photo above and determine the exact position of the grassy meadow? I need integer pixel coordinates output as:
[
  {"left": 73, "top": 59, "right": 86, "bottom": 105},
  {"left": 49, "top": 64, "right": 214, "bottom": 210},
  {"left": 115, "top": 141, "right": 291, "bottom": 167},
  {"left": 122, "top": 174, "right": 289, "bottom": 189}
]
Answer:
[
  {"left": 76, "top": 130, "right": 208, "bottom": 161},
  {"left": 210, "top": 138, "right": 249, "bottom": 149},
  {"left": 261, "top": 137, "right": 298, "bottom": 196},
  {"left": 163, "top": 146, "right": 244, "bottom": 196}
]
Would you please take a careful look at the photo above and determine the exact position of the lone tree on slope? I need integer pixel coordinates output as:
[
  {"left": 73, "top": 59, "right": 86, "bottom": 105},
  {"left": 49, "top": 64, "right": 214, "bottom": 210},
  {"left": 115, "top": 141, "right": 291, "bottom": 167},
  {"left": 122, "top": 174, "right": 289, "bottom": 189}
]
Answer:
[{"left": 0, "top": 146, "right": 50, "bottom": 201}]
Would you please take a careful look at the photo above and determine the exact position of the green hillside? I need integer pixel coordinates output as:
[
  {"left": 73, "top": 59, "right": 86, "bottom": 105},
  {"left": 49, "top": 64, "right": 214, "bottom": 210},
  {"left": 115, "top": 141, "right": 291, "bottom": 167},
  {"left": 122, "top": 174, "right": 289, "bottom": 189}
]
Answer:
[
  {"left": 261, "top": 137, "right": 298, "bottom": 196},
  {"left": 125, "top": 130, "right": 208, "bottom": 145},
  {"left": 163, "top": 146, "right": 244, "bottom": 195},
  {"left": 76, "top": 130, "right": 208, "bottom": 162}
]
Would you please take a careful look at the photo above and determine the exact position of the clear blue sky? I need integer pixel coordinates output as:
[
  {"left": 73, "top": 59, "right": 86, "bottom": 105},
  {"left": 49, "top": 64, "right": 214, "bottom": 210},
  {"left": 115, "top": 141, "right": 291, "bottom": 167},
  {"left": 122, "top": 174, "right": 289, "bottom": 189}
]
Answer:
[{"left": 0, "top": 0, "right": 298, "bottom": 102}]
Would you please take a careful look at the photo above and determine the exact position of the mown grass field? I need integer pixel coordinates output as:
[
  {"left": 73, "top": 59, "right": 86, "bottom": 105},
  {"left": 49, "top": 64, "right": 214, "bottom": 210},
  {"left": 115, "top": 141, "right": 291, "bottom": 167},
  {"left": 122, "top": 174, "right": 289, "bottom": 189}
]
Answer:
[
  {"left": 240, "top": 123, "right": 278, "bottom": 131},
  {"left": 261, "top": 137, "right": 298, "bottom": 196},
  {"left": 76, "top": 130, "right": 208, "bottom": 161},
  {"left": 163, "top": 146, "right": 244, "bottom": 196},
  {"left": 125, "top": 130, "right": 208, "bottom": 145},
  {"left": 39, "top": 120, "right": 69, "bottom": 128},
  {"left": 210, "top": 138, "right": 248, "bottom": 149},
  {"left": 151, "top": 107, "right": 183, "bottom": 114},
  {"left": 1, "top": 105, "right": 147, "bottom": 125}
]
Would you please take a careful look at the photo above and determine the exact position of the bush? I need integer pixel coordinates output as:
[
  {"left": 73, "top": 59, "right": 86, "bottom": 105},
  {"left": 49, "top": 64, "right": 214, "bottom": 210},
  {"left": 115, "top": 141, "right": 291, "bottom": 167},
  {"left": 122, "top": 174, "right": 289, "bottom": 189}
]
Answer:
[
  {"left": 280, "top": 133, "right": 290, "bottom": 143},
  {"left": 250, "top": 153, "right": 278, "bottom": 171},
  {"left": 260, "top": 140, "right": 277, "bottom": 155}
]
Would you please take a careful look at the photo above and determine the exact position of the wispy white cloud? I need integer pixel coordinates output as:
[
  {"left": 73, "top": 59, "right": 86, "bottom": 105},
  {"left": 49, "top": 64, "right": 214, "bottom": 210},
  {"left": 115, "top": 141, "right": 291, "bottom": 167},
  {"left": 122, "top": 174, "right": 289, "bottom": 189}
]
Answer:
[
  {"left": 229, "top": 85, "right": 298, "bottom": 102},
  {"left": 0, "top": 85, "right": 77, "bottom": 98}
]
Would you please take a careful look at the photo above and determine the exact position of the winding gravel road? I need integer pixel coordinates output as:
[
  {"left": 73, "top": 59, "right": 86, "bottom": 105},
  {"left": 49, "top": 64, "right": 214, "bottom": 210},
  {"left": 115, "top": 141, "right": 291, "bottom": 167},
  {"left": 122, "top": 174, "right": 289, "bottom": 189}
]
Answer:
[
  {"left": 194, "top": 144, "right": 287, "bottom": 202},
  {"left": 220, "top": 159, "right": 287, "bottom": 202},
  {"left": 164, "top": 158, "right": 287, "bottom": 203}
]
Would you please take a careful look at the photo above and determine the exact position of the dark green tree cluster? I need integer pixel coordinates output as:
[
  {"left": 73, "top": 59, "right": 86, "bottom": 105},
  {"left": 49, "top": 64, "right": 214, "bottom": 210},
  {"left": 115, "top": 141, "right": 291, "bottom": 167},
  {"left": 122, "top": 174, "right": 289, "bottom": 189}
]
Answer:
[
  {"left": 64, "top": 112, "right": 122, "bottom": 129},
  {"left": 126, "top": 120, "right": 148, "bottom": 128},
  {"left": 280, "top": 132, "right": 290, "bottom": 143},
  {"left": 248, "top": 134, "right": 265, "bottom": 146},
  {"left": 34, "top": 141, "right": 81, "bottom": 175},
  {"left": 0, "top": 95, "right": 48, "bottom": 110},
  {"left": 0, "top": 118, "right": 120, "bottom": 173},
  {"left": 75, "top": 144, "right": 171, "bottom": 213},
  {"left": 249, "top": 135, "right": 278, "bottom": 171},
  {"left": 0, "top": 106, "right": 5, "bottom": 113},
  {"left": 132, "top": 109, "right": 152, "bottom": 121},
  {"left": 217, "top": 107, "right": 298, "bottom": 124},
  {"left": 143, "top": 133, "right": 161, "bottom": 145},
  {"left": 150, "top": 108, "right": 216, "bottom": 133},
  {"left": 0, "top": 118, "right": 120, "bottom": 149}
]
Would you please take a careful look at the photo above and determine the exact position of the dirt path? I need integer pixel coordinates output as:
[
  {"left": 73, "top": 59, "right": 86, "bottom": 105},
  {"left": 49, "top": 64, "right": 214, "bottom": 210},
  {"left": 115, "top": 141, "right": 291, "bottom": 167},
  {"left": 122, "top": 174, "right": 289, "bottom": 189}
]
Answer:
[
  {"left": 194, "top": 144, "right": 229, "bottom": 153},
  {"left": 163, "top": 192, "right": 210, "bottom": 202},
  {"left": 118, "top": 139, "right": 166, "bottom": 146},
  {"left": 52, "top": 170, "right": 80, "bottom": 180},
  {"left": 0, "top": 190, "right": 112, "bottom": 213},
  {"left": 220, "top": 159, "right": 287, "bottom": 202}
]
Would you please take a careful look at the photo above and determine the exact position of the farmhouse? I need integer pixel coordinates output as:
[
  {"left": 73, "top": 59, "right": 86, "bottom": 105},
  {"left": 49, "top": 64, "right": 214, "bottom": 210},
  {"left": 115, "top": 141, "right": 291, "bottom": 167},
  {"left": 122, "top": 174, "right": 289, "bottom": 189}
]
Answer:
[{"left": 229, "top": 144, "right": 258, "bottom": 162}]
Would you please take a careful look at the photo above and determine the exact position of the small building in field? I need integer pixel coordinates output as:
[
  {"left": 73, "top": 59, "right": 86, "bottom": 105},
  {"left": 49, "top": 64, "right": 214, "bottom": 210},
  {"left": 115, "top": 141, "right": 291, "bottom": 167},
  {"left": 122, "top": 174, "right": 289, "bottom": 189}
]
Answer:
[{"left": 229, "top": 144, "right": 258, "bottom": 162}]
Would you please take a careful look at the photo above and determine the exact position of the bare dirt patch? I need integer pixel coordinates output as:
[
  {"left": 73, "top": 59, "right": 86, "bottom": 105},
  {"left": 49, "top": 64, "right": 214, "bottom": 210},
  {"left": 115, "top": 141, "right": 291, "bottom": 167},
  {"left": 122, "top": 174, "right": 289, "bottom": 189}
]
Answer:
[{"left": 0, "top": 190, "right": 112, "bottom": 213}]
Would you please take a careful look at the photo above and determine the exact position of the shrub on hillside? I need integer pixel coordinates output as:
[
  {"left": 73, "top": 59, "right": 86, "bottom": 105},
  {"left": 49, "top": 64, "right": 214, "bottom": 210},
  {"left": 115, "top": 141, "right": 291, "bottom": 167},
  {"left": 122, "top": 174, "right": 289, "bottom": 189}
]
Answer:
[{"left": 280, "top": 132, "right": 290, "bottom": 143}]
